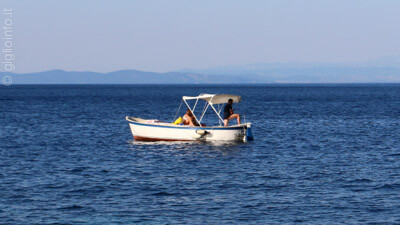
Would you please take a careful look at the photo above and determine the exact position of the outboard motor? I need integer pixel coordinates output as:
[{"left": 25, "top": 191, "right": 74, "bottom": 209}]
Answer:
[{"left": 246, "top": 123, "right": 254, "bottom": 141}]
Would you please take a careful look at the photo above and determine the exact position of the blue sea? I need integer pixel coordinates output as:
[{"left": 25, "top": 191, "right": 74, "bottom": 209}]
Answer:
[{"left": 1, "top": 84, "right": 400, "bottom": 224}]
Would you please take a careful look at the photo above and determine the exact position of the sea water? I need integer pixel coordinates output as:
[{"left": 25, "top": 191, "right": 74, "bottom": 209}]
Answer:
[{"left": 1, "top": 84, "right": 400, "bottom": 224}]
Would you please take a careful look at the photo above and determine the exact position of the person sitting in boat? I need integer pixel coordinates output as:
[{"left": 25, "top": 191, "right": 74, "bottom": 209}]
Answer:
[
  {"left": 183, "top": 109, "right": 198, "bottom": 126},
  {"left": 224, "top": 98, "right": 241, "bottom": 126}
]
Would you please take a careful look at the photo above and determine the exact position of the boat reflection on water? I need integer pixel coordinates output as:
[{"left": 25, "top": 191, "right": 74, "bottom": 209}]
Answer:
[{"left": 127, "top": 139, "right": 250, "bottom": 156}]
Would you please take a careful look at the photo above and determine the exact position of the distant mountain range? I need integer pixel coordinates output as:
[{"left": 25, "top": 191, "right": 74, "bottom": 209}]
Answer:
[
  {"left": 179, "top": 56, "right": 400, "bottom": 83},
  {"left": 2, "top": 69, "right": 263, "bottom": 84},
  {"left": 2, "top": 57, "right": 400, "bottom": 84}
]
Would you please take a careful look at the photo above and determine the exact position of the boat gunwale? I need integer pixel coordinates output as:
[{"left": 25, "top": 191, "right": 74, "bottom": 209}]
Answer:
[{"left": 126, "top": 119, "right": 248, "bottom": 130}]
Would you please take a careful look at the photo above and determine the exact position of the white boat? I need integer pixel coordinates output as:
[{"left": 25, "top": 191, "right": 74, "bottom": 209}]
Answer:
[{"left": 126, "top": 94, "right": 253, "bottom": 142}]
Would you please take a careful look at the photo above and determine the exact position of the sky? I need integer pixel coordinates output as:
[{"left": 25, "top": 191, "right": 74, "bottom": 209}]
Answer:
[{"left": 1, "top": 0, "right": 400, "bottom": 73}]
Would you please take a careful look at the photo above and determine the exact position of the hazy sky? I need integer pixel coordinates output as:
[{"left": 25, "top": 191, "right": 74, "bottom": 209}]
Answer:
[{"left": 2, "top": 0, "right": 400, "bottom": 73}]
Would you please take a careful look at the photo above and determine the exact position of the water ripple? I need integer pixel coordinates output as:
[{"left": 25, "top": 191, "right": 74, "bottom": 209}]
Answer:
[{"left": 1, "top": 84, "right": 400, "bottom": 224}]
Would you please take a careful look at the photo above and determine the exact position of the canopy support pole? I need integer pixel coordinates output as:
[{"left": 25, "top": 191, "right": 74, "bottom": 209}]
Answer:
[
  {"left": 192, "top": 98, "right": 199, "bottom": 112},
  {"left": 199, "top": 102, "right": 210, "bottom": 123},
  {"left": 172, "top": 100, "right": 183, "bottom": 122},
  {"left": 209, "top": 103, "right": 224, "bottom": 124},
  {"left": 218, "top": 103, "right": 224, "bottom": 115},
  {"left": 183, "top": 98, "right": 201, "bottom": 126}
]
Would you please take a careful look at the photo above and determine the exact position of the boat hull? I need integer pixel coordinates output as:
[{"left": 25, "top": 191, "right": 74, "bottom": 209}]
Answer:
[{"left": 126, "top": 117, "right": 250, "bottom": 142}]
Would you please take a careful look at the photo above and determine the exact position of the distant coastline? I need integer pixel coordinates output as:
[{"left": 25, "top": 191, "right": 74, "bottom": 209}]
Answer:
[{"left": 2, "top": 62, "right": 400, "bottom": 84}]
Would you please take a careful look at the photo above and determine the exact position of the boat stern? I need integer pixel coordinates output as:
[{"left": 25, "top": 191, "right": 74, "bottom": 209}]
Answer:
[{"left": 245, "top": 123, "right": 254, "bottom": 141}]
